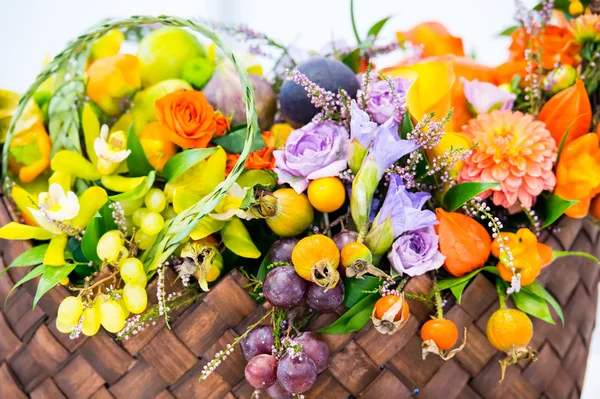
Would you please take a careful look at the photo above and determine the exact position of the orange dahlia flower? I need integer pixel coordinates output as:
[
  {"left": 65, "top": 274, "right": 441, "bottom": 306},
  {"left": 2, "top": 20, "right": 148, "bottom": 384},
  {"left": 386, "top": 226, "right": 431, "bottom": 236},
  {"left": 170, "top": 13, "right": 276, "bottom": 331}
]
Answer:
[
  {"left": 569, "top": 10, "right": 600, "bottom": 44},
  {"left": 508, "top": 25, "right": 580, "bottom": 70},
  {"left": 555, "top": 133, "right": 600, "bottom": 218},
  {"left": 458, "top": 110, "right": 557, "bottom": 209}
]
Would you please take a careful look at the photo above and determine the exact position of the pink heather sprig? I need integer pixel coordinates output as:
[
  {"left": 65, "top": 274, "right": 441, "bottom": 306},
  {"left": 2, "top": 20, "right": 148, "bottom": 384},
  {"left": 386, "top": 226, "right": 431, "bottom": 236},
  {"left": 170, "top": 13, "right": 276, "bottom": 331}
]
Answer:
[
  {"left": 280, "top": 337, "right": 304, "bottom": 360},
  {"left": 426, "top": 145, "right": 474, "bottom": 189},
  {"left": 199, "top": 308, "right": 274, "bottom": 381},
  {"left": 375, "top": 72, "right": 408, "bottom": 125},
  {"left": 463, "top": 197, "right": 520, "bottom": 294},
  {"left": 407, "top": 111, "right": 452, "bottom": 150},
  {"left": 69, "top": 315, "right": 84, "bottom": 340},
  {"left": 366, "top": 40, "right": 402, "bottom": 57},
  {"left": 285, "top": 69, "right": 351, "bottom": 126}
]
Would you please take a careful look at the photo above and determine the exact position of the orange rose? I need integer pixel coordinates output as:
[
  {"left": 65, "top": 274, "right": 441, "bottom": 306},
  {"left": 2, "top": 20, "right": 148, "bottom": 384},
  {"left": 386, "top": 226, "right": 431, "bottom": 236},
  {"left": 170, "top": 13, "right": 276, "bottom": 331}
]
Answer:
[
  {"left": 226, "top": 153, "right": 240, "bottom": 174},
  {"left": 508, "top": 25, "right": 581, "bottom": 70},
  {"left": 555, "top": 133, "right": 600, "bottom": 218},
  {"left": 214, "top": 112, "right": 230, "bottom": 137},
  {"left": 155, "top": 90, "right": 216, "bottom": 149},
  {"left": 225, "top": 147, "right": 275, "bottom": 174}
]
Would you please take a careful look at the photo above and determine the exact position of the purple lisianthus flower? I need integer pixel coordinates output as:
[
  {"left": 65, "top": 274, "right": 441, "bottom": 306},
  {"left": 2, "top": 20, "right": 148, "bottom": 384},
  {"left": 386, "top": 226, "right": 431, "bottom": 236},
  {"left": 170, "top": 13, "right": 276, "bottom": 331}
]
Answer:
[
  {"left": 388, "top": 226, "right": 445, "bottom": 276},
  {"left": 359, "top": 77, "right": 410, "bottom": 124},
  {"left": 376, "top": 174, "right": 437, "bottom": 237},
  {"left": 369, "top": 118, "right": 418, "bottom": 180},
  {"left": 461, "top": 77, "right": 516, "bottom": 114},
  {"left": 273, "top": 121, "right": 349, "bottom": 193},
  {"left": 350, "top": 100, "right": 377, "bottom": 148}
]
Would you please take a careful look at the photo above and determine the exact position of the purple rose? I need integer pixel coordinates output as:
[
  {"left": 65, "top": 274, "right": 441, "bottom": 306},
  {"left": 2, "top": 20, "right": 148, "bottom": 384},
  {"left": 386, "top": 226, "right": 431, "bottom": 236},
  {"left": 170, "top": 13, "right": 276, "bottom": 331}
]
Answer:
[
  {"left": 461, "top": 77, "right": 516, "bottom": 114},
  {"left": 388, "top": 226, "right": 445, "bottom": 276},
  {"left": 359, "top": 77, "right": 410, "bottom": 124},
  {"left": 273, "top": 121, "right": 349, "bottom": 193}
]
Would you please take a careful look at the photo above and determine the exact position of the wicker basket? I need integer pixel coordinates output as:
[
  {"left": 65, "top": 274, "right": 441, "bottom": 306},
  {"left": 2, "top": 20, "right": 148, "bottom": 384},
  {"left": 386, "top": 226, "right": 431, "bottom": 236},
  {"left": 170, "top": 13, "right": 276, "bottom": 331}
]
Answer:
[{"left": 0, "top": 192, "right": 598, "bottom": 399}]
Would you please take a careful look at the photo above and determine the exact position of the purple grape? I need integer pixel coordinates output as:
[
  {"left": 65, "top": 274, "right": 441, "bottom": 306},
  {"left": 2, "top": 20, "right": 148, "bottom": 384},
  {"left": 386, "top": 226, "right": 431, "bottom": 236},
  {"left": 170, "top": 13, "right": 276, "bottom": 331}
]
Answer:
[
  {"left": 277, "top": 352, "right": 317, "bottom": 394},
  {"left": 306, "top": 281, "right": 345, "bottom": 313},
  {"left": 332, "top": 230, "right": 358, "bottom": 251},
  {"left": 263, "top": 266, "right": 307, "bottom": 308},
  {"left": 241, "top": 326, "right": 274, "bottom": 361},
  {"left": 266, "top": 381, "right": 294, "bottom": 399},
  {"left": 295, "top": 332, "right": 330, "bottom": 373},
  {"left": 269, "top": 238, "right": 299, "bottom": 263},
  {"left": 245, "top": 354, "right": 278, "bottom": 389}
]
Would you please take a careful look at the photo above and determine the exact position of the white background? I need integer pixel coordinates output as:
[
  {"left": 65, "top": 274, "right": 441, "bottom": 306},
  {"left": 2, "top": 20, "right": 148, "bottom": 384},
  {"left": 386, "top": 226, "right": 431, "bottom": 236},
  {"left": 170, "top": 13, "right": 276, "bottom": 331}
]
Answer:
[{"left": 1, "top": 0, "right": 598, "bottom": 397}]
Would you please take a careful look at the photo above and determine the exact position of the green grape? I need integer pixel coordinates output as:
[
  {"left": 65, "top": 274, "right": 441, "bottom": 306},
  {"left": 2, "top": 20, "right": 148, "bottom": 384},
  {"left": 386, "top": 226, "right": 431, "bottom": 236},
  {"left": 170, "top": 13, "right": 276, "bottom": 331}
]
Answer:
[
  {"left": 56, "top": 317, "right": 75, "bottom": 334},
  {"left": 81, "top": 304, "right": 102, "bottom": 336},
  {"left": 123, "top": 283, "right": 148, "bottom": 314},
  {"left": 161, "top": 205, "right": 177, "bottom": 220},
  {"left": 140, "top": 212, "right": 164, "bottom": 235},
  {"left": 100, "top": 300, "right": 126, "bottom": 333},
  {"left": 120, "top": 197, "right": 145, "bottom": 216},
  {"left": 97, "top": 230, "right": 125, "bottom": 264},
  {"left": 132, "top": 207, "right": 150, "bottom": 227},
  {"left": 58, "top": 296, "right": 83, "bottom": 325},
  {"left": 117, "top": 295, "right": 130, "bottom": 318},
  {"left": 135, "top": 273, "right": 148, "bottom": 288},
  {"left": 144, "top": 188, "right": 167, "bottom": 213},
  {"left": 135, "top": 230, "right": 157, "bottom": 250},
  {"left": 119, "top": 258, "right": 145, "bottom": 283}
]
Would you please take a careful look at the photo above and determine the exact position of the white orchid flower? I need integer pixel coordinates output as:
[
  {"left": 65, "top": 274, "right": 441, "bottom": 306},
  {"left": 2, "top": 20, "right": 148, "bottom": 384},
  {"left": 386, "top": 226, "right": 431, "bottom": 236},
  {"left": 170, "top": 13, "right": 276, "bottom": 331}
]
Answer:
[
  {"left": 29, "top": 183, "right": 81, "bottom": 235},
  {"left": 94, "top": 124, "right": 131, "bottom": 163}
]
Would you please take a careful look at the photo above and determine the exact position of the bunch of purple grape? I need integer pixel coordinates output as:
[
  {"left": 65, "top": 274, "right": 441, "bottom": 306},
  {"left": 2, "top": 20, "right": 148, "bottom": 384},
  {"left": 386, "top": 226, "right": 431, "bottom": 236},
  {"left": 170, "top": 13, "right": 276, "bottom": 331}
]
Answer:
[{"left": 240, "top": 238, "right": 347, "bottom": 396}]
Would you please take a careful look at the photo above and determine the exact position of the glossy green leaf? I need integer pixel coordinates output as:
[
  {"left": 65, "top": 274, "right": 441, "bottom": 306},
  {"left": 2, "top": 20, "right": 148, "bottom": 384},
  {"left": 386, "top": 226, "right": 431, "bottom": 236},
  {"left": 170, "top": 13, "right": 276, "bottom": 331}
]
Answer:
[
  {"left": 126, "top": 124, "right": 154, "bottom": 177},
  {"left": 257, "top": 254, "right": 270, "bottom": 282},
  {"left": 237, "top": 169, "right": 277, "bottom": 189},
  {"left": 521, "top": 281, "right": 564, "bottom": 326},
  {"left": 542, "top": 194, "right": 579, "bottom": 228},
  {"left": 512, "top": 288, "right": 555, "bottom": 325},
  {"left": 221, "top": 218, "right": 261, "bottom": 259},
  {"left": 450, "top": 280, "right": 469, "bottom": 304},
  {"left": 552, "top": 250, "right": 599, "bottom": 264},
  {"left": 318, "top": 293, "right": 378, "bottom": 334},
  {"left": 341, "top": 49, "right": 361, "bottom": 74},
  {"left": 442, "top": 182, "right": 501, "bottom": 212},
  {"left": 2, "top": 244, "right": 49, "bottom": 276},
  {"left": 213, "top": 125, "right": 264, "bottom": 154},
  {"left": 6, "top": 265, "right": 47, "bottom": 304},
  {"left": 400, "top": 113, "right": 414, "bottom": 139},
  {"left": 80, "top": 203, "right": 117, "bottom": 263},
  {"left": 499, "top": 26, "right": 517, "bottom": 36},
  {"left": 367, "top": 16, "right": 392, "bottom": 40},
  {"left": 343, "top": 276, "right": 380, "bottom": 308},
  {"left": 162, "top": 147, "right": 219, "bottom": 182},
  {"left": 33, "top": 263, "right": 77, "bottom": 308},
  {"left": 437, "top": 266, "right": 499, "bottom": 291},
  {"left": 109, "top": 171, "right": 156, "bottom": 201}
]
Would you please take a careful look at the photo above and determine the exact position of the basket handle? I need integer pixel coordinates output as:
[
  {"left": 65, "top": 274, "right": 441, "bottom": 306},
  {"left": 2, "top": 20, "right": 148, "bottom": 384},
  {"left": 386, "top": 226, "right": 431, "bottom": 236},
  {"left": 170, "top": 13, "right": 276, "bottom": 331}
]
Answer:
[{"left": 1, "top": 16, "right": 260, "bottom": 270}]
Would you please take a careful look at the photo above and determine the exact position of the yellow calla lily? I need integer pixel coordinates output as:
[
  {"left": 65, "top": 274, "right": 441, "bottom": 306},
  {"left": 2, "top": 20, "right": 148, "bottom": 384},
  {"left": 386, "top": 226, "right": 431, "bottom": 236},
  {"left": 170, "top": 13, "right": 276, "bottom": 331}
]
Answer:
[
  {"left": 0, "top": 222, "right": 55, "bottom": 240},
  {"left": 45, "top": 235, "right": 69, "bottom": 266},
  {"left": 48, "top": 171, "right": 73, "bottom": 192},
  {"left": 430, "top": 132, "right": 474, "bottom": 177},
  {"left": 10, "top": 185, "right": 39, "bottom": 226},
  {"left": 384, "top": 59, "right": 455, "bottom": 123},
  {"left": 70, "top": 186, "right": 108, "bottom": 229},
  {"left": 190, "top": 217, "right": 225, "bottom": 240},
  {"left": 82, "top": 103, "right": 101, "bottom": 165}
]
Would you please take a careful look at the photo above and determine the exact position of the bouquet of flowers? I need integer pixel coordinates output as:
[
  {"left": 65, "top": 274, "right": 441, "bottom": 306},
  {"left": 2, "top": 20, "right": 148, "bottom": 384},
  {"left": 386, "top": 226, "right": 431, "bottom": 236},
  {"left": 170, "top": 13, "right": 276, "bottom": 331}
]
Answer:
[{"left": 2, "top": 1, "right": 600, "bottom": 397}]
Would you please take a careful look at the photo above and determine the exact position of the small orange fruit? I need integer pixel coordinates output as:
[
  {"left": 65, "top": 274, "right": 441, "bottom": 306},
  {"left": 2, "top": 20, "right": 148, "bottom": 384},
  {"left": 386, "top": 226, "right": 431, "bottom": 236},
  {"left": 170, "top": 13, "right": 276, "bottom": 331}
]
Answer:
[
  {"left": 421, "top": 319, "right": 459, "bottom": 350},
  {"left": 307, "top": 177, "right": 346, "bottom": 213},
  {"left": 486, "top": 308, "right": 533, "bottom": 353},
  {"left": 375, "top": 295, "right": 410, "bottom": 322},
  {"left": 341, "top": 242, "right": 372, "bottom": 268}
]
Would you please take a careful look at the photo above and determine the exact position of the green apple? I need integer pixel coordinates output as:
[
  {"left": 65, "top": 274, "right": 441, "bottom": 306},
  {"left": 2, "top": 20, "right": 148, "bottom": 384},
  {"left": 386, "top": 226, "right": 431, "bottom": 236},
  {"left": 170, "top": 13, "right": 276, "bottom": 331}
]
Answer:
[{"left": 137, "top": 27, "right": 206, "bottom": 87}]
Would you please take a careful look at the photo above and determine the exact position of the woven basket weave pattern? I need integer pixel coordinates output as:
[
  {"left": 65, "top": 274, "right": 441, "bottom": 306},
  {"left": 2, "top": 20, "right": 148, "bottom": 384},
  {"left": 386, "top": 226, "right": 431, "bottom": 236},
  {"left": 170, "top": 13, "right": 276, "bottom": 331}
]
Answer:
[{"left": 0, "top": 194, "right": 598, "bottom": 399}]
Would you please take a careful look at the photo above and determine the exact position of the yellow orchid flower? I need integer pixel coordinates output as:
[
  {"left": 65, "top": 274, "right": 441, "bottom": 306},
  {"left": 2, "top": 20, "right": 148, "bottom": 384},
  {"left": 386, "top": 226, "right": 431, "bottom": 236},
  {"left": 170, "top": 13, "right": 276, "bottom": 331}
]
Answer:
[
  {"left": 94, "top": 124, "right": 131, "bottom": 175},
  {"left": 0, "top": 184, "right": 108, "bottom": 266}
]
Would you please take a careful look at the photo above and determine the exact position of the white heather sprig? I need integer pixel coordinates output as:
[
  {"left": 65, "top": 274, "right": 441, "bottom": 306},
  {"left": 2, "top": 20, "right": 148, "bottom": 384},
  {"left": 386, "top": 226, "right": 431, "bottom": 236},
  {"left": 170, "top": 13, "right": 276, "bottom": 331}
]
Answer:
[
  {"left": 280, "top": 337, "right": 304, "bottom": 360},
  {"left": 109, "top": 202, "right": 127, "bottom": 234},
  {"left": 464, "top": 197, "right": 520, "bottom": 294},
  {"left": 199, "top": 309, "right": 274, "bottom": 381},
  {"left": 70, "top": 315, "right": 84, "bottom": 340},
  {"left": 157, "top": 263, "right": 169, "bottom": 325}
]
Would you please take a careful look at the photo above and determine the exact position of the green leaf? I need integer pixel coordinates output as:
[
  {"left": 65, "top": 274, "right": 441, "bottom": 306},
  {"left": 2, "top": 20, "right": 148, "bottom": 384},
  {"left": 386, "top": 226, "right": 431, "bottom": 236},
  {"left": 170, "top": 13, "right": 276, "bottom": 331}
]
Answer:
[
  {"left": 437, "top": 266, "right": 499, "bottom": 291},
  {"left": 257, "top": 254, "right": 270, "bottom": 282},
  {"left": 6, "top": 265, "right": 47, "bottom": 304},
  {"left": 552, "top": 250, "right": 599, "bottom": 264},
  {"left": 48, "top": 80, "right": 84, "bottom": 156},
  {"left": 341, "top": 49, "right": 361, "bottom": 74},
  {"left": 343, "top": 276, "right": 380, "bottom": 307},
  {"left": 499, "top": 26, "right": 517, "bottom": 36},
  {"left": 443, "top": 182, "right": 501, "bottom": 212},
  {"left": 126, "top": 124, "right": 154, "bottom": 177},
  {"left": 318, "top": 293, "right": 378, "bottom": 334},
  {"left": 237, "top": 169, "right": 277, "bottom": 190},
  {"left": 109, "top": 171, "right": 156, "bottom": 201},
  {"left": 1, "top": 244, "right": 49, "bottom": 277},
  {"left": 80, "top": 202, "right": 117, "bottom": 263},
  {"left": 400, "top": 113, "right": 414, "bottom": 139},
  {"left": 521, "top": 282, "right": 564, "bottom": 326},
  {"left": 162, "top": 147, "right": 219, "bottom": 182},
  {"left": 221, "top": 218, "right": 261, "bottom": 259},
  {"left": 450, "top": 281, "right": 469, "bottom": 304},
  {"left": 512, "top": 288, "right": 555, "bottom": 324},
  {"left": 33, "top": 263, "right": 77, "bottom": 308},
  {"left": 367, "top": 16, "right": 392, "bottom": 40},
  {"left": 213, "top": 125, "right": 264, "bottom": 154},
  {"left": 542, "top": 194, "right": 579, "bottom": 228}
]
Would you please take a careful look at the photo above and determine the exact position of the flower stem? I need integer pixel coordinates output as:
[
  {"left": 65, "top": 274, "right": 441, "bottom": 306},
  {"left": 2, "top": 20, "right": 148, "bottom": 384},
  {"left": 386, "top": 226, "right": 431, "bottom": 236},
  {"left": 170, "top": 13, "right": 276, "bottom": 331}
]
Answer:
[
  {"left": 350, "top": 0, "right": 362, "bottom": 45},
  {"left": 433, "top": 274, "right": 443, "bottom": 319}
]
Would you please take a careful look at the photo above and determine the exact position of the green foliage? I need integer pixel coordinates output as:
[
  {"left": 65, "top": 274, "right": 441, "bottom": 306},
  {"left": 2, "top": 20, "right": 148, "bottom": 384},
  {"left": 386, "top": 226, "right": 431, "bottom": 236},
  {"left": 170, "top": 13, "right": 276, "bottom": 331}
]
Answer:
[
  {"left": 109, "top": 171, "right": 156, "bottom": 201},
  {"left": 318, "top": 292, "right": 379, "bottom": 334},
  {"left": 48, "top": 80, "right": 84, "bottom": 156},
  {"left": 442, "top": 182, "right": 501, "bottom": 212},
  {"left": 81, "top": 202, "right": 118, "bottom": 263},
  {"left": 542, "top": 194, "right": 579, "bottom": 228},
  {"left": 213, "top": 125, "right": 264, "bottom": 154},
  {"left": 126, "top": 124, "right": 154, "bottom": 177},
  {"left": 343, "top": 276, "right": 380, "bottom": 308},
  {"left": 33, "top": 263, "right": 77, "bottom": 308},
  {"left": 162, "top": 147, "right": 218, "bottom": 182}
]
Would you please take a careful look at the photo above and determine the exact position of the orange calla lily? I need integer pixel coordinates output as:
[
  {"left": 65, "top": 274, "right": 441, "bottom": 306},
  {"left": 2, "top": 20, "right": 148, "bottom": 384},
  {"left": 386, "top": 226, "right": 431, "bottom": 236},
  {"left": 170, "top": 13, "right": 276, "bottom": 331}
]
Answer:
[
  {"left": 383, "top": 59, "right": 455, "bottom": 123},
  {"left": 396, "top": 22, "right": 465, "bottom": 57},
  {"left": 493, "top": 60, "right": 529, "bottom": 85},
  {"left": 538, "top": 79, "right": 591, "bottom": 145},
  {"left": 508, "top": 25, "right": 580, "bottom": 70}
]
